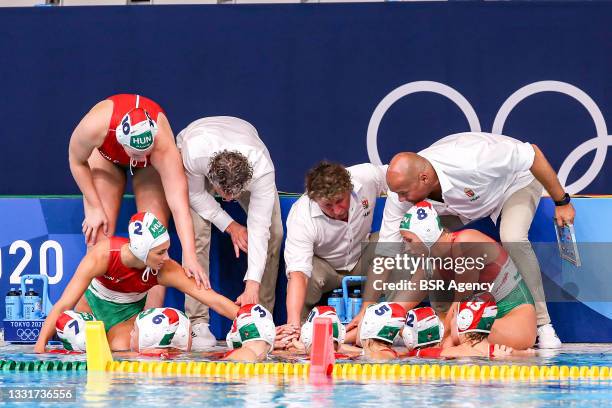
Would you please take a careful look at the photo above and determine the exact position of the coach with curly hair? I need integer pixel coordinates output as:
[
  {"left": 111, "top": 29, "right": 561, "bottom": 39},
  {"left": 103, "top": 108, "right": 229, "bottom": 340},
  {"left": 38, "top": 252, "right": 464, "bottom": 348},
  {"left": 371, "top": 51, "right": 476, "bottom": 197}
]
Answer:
[
  {"left": 176, "top": 116, "right": 283, "bottom": 349},
  {"left": 276, "top": 161, "right": 388, "bottom": 347}
]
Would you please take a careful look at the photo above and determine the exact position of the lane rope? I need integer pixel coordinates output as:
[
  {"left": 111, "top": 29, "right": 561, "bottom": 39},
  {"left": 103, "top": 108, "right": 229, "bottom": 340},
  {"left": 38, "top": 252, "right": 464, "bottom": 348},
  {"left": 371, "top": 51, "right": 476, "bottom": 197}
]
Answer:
[{"left": 0, "top": 359, "right": 610, "bottom": 382}]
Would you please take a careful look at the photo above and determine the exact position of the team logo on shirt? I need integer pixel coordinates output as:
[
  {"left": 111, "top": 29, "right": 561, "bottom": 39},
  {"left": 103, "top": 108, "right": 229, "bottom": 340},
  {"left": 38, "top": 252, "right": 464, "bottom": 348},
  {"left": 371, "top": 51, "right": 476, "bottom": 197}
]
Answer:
[
  {"left": 361, "top": 198, "right": 371, "bottom": 216},
  {"left": 464, "top": 188, "right": 480, "bottom": 202}
]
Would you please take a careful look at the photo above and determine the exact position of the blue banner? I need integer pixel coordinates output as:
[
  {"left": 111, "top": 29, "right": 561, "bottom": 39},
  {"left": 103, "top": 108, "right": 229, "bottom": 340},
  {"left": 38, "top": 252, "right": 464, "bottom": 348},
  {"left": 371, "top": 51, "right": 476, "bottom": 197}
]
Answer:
[{"left": 0, "top": 3, "right": 611, "bottom": 194}]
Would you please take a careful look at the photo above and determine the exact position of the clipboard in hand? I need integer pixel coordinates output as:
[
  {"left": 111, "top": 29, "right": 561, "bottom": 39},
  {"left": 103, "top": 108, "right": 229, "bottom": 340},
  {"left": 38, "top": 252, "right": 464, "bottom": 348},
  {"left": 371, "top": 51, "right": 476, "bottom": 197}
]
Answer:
[{"left": 554, "top": 220, "right": 581, "bottom": 267}]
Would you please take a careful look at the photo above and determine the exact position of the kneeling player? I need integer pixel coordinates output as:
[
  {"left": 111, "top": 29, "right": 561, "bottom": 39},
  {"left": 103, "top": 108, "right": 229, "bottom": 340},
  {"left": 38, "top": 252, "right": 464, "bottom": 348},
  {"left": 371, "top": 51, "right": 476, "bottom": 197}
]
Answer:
[
  {"left": 401, "top": 306, "right": 445, "bottom": 357},
  {"left": 357, "top": 302, "right": 406, "bottom": 361},
  {"left": 416, "top": 293, "right": 533, "bottom": 358},
  {"left": 288, "top": 306, "right": 346, "bottom": 354},
  {"left": 223, "top": 304, "right": 275, "bottom": 362},
  {"left": 34, "top": 212, "right": 238, "bottom": 353},
  {"left": 129, "top": 307, "right": 192, "bottom": 354}
]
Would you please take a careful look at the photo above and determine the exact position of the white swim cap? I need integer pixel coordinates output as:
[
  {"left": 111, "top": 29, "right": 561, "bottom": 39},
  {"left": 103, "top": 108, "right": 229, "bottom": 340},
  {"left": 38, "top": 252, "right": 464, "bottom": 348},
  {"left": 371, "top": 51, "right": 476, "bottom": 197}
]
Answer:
[
  {"left": 128, "top": 212, "right": 170, "bottom": 269},
  {"left": 115, "top": 108, "right": 158, "bottom": 163},
  {"left": 226, "top": 319, "right": 243, "bottom": 350},
  {"left": 136, "top": 307, "right": 180, "bottom": 351},
  {"left": 359, "top": 302, "right": 406, "bottom": 344},
  {"left": 55, "top": 310, "right": 96, "bottom": 352},
  {"left": 300, "top": 306, "right": 346, "bottom": 351},
  {"left": 401, "top": 307, "right": 445, "bottom": 351},
  {"left": 226, "top": 304, "right": 275, "bottom": 351},
  {"left": 399, "top": 201, "right": 443, "bottom": 248},
  {"left": 456, "top": 292, "right": 498, "bottom": 335},
  {"left": 169, "top": 310, "right": 191, "bottom": 351}
]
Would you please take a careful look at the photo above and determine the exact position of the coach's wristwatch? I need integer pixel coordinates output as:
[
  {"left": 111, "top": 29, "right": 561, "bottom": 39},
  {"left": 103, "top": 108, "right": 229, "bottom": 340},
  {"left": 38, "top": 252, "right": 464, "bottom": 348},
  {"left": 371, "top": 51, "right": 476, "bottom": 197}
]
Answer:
[{"left": 554, "top": 192, "right": 571, "bottom": 206}]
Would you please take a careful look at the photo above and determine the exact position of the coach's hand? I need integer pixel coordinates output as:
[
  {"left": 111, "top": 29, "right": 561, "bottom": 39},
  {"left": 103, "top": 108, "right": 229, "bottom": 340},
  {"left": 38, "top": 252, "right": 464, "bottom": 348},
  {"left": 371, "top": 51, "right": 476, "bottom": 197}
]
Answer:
[
  {"left": 274, "top": 324, "right": 300, "bottom": 349},
  {"left": 226, "top": 221, "right": 248, "bottom": 258},
  {"left": 555, "top": 202, "right": 576, "bottom": 227},
  {"left": 235, "top": 280, "right": 259, "bottom": 306}
]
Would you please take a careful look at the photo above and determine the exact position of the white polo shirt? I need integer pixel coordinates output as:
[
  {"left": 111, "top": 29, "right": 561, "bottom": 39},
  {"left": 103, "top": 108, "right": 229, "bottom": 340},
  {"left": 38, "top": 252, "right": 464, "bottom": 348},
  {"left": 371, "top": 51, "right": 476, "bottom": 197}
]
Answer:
[
  {"left": 284, "top": 163, "right": 388, "bottom": 277},
  {"left": 177, "top": 116, "right": 276, "bottom": 283},
  {"left": 378, "top": 132, "right": 536, "bottom": 249}
]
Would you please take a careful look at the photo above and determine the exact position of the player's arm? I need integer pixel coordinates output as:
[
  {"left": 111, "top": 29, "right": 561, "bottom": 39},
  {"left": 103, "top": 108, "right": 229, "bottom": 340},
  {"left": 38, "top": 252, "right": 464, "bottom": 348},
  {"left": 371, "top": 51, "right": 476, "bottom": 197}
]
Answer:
[
  {"left": 439, "top": 345, "right": 473, "bottom": 358},
  {"left": 157, "top": 259, "right": 238, "bottom": 320},
  {"left": 68, "top": 100, "right": 113, "bottom": 245},
  {"left": 34, "top": 242, "right": 110, "bottom": 353},
  {"left": 144, "top": 285, "right": 166, "bottom": 309},
  {"left": 223, "top": 347, "right": 257, "bottom": 362},
  {"left": 149, "top": 113, "right": 206, "bottom": 287}
]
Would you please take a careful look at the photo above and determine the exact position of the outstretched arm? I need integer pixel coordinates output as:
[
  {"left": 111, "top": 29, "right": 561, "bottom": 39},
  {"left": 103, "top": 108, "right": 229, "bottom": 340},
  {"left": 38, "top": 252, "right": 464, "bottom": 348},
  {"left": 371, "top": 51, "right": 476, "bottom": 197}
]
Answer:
[
  {"left": 157, "top": 260, "right": 238, "bottom": 320},
  {"left": 34, "top": 242, "right": 109, "bottom": 353},
  {"left": 150, "top": 114, "right": 207, "bottom": 288}
]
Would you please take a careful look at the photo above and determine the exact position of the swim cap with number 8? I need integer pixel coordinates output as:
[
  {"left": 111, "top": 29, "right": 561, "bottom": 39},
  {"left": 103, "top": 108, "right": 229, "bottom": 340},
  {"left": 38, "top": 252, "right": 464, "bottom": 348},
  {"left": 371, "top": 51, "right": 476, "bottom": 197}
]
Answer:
[{"left": 399, "top": 201, "right": 443, "bottom": 247}]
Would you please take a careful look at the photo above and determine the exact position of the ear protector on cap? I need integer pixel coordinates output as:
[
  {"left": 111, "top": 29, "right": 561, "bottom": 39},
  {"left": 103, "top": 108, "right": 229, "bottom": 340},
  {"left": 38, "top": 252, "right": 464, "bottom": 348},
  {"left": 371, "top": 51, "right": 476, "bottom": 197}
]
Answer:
[
  {"left": 226, "top": 304, "right": 275, "bottom": 353},
  {"left": 128, "top": 212, "right": 170, "bottom": 281},
  {"left": 456, "top": 292, "right": 498, "bottom": 335},
  {"left": 300, "top": 306, "right": 346, "bottom": 351},
  {"left": 401, "top": 306, "right": 445, "bottom": 350},
  {"left": 359, "top": 302, "right": 406, "bottom": 344},
  {"left": 115, "top": 108, "right": 158, "bottom": 159},
  {"left": 399, "top": 201, "right": 443, "bottom": 248},
  {"left": 136, "top": 307, "right": 181, "bottom": 351}
]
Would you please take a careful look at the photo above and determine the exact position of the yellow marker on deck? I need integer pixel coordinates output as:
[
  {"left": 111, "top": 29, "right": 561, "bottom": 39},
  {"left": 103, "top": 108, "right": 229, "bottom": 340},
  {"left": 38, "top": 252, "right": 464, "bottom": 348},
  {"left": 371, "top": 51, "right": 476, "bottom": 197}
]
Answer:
[{"left": 85, "top": 321, "right": 113, "bottom": 371}]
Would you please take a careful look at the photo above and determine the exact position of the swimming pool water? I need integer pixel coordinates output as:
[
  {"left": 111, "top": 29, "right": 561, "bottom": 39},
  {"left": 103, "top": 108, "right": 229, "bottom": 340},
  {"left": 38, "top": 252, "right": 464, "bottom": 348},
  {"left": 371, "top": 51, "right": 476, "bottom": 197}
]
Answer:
[
  {"left": 0, "top": 371, "right": 610, "bottom": 408},
  {"left": 0, "top": 344, "right": 610, "bottom": 408}
]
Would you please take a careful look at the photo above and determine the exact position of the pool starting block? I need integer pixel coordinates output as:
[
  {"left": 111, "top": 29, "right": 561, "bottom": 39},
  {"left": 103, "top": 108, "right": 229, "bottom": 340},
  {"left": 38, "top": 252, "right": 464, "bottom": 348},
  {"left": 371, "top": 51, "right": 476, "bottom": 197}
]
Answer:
[{"left": 309, "top": 317, "right": 335, "bottom": 376}]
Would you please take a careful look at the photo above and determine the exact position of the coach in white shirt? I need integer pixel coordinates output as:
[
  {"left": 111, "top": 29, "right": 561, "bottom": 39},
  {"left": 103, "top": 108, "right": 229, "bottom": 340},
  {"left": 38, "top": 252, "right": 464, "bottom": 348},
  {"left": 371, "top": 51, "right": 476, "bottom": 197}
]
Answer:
[
  {"left": 177, "top": 116, "right": 283, "bottom": 349},
  {"left": 379, "top": 132, "right": 575, "bottom": 349},
  {"left": 280, "top": 161, "right": 388, "bottom": 341}
]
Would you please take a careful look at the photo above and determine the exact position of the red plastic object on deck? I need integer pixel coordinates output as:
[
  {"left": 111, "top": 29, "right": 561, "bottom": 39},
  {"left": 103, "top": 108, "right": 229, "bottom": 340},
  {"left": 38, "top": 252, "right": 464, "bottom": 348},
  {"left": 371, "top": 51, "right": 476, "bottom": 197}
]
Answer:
[{"left": 309, "top": 317, "right": 335, "bottom": 376}]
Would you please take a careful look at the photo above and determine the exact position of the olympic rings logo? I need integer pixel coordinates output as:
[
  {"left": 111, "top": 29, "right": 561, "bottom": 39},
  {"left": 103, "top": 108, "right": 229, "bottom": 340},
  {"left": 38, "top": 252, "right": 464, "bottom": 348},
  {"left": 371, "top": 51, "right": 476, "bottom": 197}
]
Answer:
[
  {"left": 366, "top": 80, "right": 611, "bottom": 194},
  {"left": 16, "top": 328, "right": 40, "bottom": 341}
]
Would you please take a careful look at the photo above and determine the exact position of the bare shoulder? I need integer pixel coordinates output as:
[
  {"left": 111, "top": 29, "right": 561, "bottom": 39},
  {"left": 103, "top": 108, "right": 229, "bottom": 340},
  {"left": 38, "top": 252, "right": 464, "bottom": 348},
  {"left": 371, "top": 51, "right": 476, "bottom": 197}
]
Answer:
[
  {"left": 453, "top": 229, "right": 492, "bottom": 243},
  {"left": 151, "top": 112, "right": 178, "bottom": 151},
  {"left": 87, "top": 239, "right": 111, "bottom": 266},
  {"left": 452, "top": 229, "right": 495, "bottom": 258},
  {"left": 71, "top": 99, "right": 114, "bottom": 147},
  {"left": 157, "top": 259, "right": 185, "bottom": 284}
]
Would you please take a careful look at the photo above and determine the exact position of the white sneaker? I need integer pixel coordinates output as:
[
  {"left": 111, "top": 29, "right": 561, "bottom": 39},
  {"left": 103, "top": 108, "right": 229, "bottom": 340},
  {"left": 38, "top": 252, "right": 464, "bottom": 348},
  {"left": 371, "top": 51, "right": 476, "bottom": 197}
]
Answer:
[
  {"left": 191, "top": 323, "right": 218, "bottom": 351},
  {"left": 536, "top": 324, "right": 562, "bottom": 349}
]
